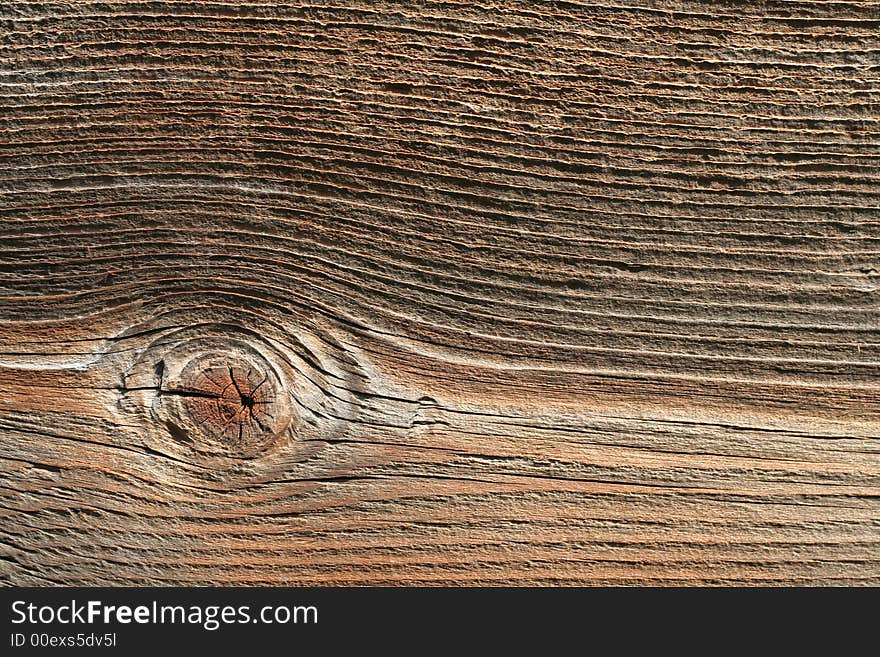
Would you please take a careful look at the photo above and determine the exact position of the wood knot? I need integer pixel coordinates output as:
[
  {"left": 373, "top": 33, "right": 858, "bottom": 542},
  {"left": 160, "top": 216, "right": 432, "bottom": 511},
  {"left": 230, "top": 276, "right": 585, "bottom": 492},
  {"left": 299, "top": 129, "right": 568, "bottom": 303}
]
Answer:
[
  {"left": 176, "top": 357, "right": 282, "bottom": 449},
  {"left": 155, "top": 347, "right": 294, "bottom": 459},
  {"left": 118, "top": 319, "right": 363, "bottom": 467}
]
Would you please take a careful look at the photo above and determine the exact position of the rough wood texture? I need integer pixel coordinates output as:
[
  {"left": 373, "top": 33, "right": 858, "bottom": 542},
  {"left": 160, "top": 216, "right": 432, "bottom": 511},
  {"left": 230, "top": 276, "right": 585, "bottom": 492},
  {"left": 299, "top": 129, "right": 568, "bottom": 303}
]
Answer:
[{"left": 1, "top": 1, "right": 879, "bottom": 586}]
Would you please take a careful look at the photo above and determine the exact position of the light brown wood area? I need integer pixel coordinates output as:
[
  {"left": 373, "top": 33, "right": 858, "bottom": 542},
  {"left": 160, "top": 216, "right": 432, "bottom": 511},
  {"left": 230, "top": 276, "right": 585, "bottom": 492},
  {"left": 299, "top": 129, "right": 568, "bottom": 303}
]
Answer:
[{"left": 1, "top": 1, "right": 879, "bottom": 586}]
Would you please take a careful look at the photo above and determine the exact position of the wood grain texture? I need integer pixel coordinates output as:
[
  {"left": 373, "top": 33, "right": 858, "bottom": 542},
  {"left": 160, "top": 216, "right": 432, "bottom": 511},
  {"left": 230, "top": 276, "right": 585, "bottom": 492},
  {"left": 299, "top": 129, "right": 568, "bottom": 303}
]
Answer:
[{"left": 1, "top": 0, "right": 879, "bottom": 586}]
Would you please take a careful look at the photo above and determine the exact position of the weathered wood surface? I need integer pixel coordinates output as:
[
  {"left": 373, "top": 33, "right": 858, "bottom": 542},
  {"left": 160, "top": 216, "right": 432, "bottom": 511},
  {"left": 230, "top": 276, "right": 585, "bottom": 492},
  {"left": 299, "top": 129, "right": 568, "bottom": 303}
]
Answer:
[{"left": 1, "top": 1, "right": 879, "bottom": 586}]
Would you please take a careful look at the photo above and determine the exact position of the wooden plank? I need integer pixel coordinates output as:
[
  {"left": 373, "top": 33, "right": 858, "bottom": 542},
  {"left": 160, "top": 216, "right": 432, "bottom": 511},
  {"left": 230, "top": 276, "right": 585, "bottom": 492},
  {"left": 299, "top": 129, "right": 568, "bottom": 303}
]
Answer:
[{"left": 1, "top": 0, "right": 878, "bottom": 585}]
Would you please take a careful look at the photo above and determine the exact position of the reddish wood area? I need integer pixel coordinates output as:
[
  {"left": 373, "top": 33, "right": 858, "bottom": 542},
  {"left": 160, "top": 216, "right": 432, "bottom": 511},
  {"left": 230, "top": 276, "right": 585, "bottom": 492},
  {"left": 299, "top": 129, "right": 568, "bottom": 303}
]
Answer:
[{"left": 1, "top": 1, "right": 878, "bottom": 585}]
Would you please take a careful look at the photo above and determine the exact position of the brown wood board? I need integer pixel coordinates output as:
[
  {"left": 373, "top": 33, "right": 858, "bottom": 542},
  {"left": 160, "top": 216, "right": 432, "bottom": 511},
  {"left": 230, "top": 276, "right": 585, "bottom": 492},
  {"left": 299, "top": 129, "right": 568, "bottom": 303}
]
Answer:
[{"left": 1, "top": 1, "right": 878, "bottom": 585}]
